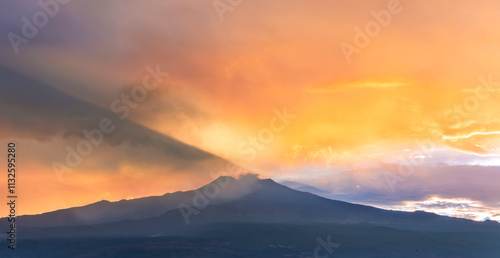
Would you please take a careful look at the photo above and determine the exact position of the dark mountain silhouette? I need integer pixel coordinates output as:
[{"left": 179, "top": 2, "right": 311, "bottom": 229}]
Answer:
[
  {"left": 1, "top": 175, "right": 261, "bottom": 227},
  {"left": 2, "top": 176, "right": 500, "bottom": 257},
  {"left": 9, "top": 176, "right": 500, "bottom": 240}
]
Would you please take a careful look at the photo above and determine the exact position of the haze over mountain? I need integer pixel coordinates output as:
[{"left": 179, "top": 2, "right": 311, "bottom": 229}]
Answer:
[{"left": 4, "top": 175, "right": 499, "bottom": 237}]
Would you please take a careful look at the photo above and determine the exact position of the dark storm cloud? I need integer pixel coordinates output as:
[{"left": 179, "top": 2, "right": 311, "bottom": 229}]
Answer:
[{"left": 0, "top": 64, "right": 217, "bottom": 163}]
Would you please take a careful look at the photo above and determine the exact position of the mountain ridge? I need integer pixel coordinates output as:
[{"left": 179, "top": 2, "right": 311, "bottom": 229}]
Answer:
[{"left": 7, "top": 176, "right": 500, "bottom": 240}]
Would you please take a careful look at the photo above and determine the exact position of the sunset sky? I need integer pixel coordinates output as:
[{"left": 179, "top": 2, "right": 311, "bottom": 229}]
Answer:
[{"left": 1, "top": 0, "right": 500, "bottom": 222}]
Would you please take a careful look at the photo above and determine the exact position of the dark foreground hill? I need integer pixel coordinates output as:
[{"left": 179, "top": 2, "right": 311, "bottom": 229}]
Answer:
[{"left": 3, "top": 223, "right": 500, "bottom": 258}]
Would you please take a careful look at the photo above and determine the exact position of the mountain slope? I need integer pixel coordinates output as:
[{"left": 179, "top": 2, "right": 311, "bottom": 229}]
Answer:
[
  {"left": 1, "top": 175, "right": 259, "bottom": 227},
  {"left": 166, "top": 179, "right": 500, "bottom": 232},
  {"left": 15, "top": 178, "right": 500, "bottom": 239}
]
